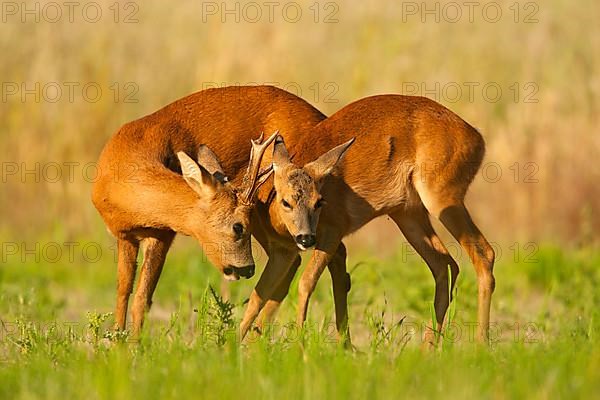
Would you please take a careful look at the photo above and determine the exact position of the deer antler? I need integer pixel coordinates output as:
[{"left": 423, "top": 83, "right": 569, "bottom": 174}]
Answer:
[{"left": 239, "top": 131, "right": 279, "bottom": 205}]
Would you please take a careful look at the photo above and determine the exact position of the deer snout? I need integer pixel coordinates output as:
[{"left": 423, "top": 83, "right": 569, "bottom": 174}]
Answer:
[
  {"left": 295, "top": 234, "right": 316, "bottom": 250},
  {"left": 223, "top": 264, "right": 255, "bottom": 280},
  {"left": 237, "top": 264, "right": 255, "bottom": 279},
  {"left": 223, "top": 266, "right": 239, "bottom": 281}
]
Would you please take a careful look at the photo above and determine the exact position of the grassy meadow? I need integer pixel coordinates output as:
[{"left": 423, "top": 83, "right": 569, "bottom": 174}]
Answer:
[
  {"left": 1, "top": 0, "right": 599, "bottom": 398},
  {"left": 1, "top": 245, "right": 599, "bottom": 398}
]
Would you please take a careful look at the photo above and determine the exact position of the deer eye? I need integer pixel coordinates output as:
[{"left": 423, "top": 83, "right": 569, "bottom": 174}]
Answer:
[
  {"left": 281, "top": 199, "right": 292, "bottom": 210},
  {"left": 233, "top": 222, "right": 244, "bottom": 237},
  {"left": 315, "top": 199, "right": 325, "bottom": 209}
]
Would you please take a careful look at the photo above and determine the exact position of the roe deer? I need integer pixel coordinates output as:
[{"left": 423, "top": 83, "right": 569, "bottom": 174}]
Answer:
[
  {"left": 91, "top": 85, "right": 352, "bottom": 335},
  {"left": 241, "top": 95, "right": 495, "bottom": 345}
]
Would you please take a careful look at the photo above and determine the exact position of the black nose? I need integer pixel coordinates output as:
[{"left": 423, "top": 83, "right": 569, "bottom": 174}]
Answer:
[
  {"left": 295, "top": 234, "right": 316, "bottom": 248},
  {"left": 236, "top": 264, "right": 255, "bottom": 279}
]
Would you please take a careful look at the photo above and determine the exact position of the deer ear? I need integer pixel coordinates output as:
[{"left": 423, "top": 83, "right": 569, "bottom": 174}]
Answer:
[
  {"left": 304, "top": 138, "right": 355, "bottom": 181},
  {"left": 177, "top": 151, "right": 218, "bottom": 198},
  {"left": 272, "top": 135, "right": 292, "bottom": 172},
  {"left": 197, "top": 145, "right": 228, "bottom": 184}
]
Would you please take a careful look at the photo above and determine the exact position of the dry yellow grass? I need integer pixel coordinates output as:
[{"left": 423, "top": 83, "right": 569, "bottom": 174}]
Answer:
[{"left": 1, "top": 0, "right": 598, "bottom": 248}]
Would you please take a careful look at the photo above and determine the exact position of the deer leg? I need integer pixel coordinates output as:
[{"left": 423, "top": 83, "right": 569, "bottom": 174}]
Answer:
[
  {"left": 435, "top": 204, "right": 495, "bottom": 344},
  {"left": 326, "top": 242, "right": 352, "bottom": 347},
  {"left": 296, "top": 233, "right": 342, "bottom": 329},
  {"left": 390, "top": 208, "right": 459, "bottom": 347},
  {"left": 115, "top": 238, "right": 139, "bottom": 331},
  {"left": 131, "top": 231, "right": 175, "bottom": 335},
  {"left": 240, "top": 248, "right": 299, "bottom": 340},
  {"left": 256, "top": 255, "right": 301, "bottom": 332}
]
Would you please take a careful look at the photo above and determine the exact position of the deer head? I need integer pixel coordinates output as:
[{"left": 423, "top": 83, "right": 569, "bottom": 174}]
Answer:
[
  {"left": 271, "top": 135, "right": 355, "bottom": 250},
  {"left": 177, "top": 132, "right": 277, "bottom": 280}
]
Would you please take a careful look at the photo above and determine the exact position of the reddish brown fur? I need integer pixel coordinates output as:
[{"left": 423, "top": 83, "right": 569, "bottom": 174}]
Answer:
[
  {"left": 243, "top": 95, "right": 495, "bottom": 346},
  {"left": 92, "top": 86, "right": 327, "bottom": 333},
  {"left": 92, "top": 85, "right": 494, "bottom": 345}
]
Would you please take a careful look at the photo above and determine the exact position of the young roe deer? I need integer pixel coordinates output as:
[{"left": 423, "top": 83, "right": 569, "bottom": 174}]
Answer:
[
  {"left": 241, "top": 94, "right": 495, "bottom": 345},
  {"left": 91, "top": 85, "right": 352, "bottom": 334}
]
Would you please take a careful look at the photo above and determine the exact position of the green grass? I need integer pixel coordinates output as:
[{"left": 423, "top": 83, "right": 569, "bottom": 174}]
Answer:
[
  {"left": 1, "top": 0, "right": 599, "bottom": 244},
  {"left": 1, "top": 241, "right": 599, "bottom": 399}
]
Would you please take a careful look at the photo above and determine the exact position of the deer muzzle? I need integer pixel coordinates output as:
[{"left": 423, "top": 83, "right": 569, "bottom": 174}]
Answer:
[
  {"left": 295, "top": 234, "right": 316, "bottom": 250},
  {"left": 223, "top": 264, "right": 256, "bottom": 280}
]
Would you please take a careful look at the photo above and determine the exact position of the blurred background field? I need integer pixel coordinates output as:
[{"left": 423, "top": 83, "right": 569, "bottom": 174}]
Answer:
[
  {"left": 0, "top": 0, "right": 599, "bottom": 398},
  {"left": 1, "top": 0, "right": 599, "bottom": 244}
]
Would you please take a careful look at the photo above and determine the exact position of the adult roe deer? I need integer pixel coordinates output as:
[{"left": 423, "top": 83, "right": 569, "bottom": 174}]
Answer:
[
  {"left": 91, "top": 85, "right": 352, "bottom": 335},
  {"left": 240, "top": 94, "right": 495, "bottom": 345}
]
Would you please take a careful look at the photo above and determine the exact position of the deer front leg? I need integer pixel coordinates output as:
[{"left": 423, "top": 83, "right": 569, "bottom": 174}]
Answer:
[
  {"left": 131, "top": 232, "right": 175, "bottom": 336},
  {"left": 240, "top": 248, "right": 299, "bottom": 341},
  {"left": 256, "top": 255, "right": 301, "bottom": 332},
  {"left": 296, "top": 236, "right": 342, "bottom": 329},
  {"left": 327, "top": 243, "right": 352, "bottom": 347}
]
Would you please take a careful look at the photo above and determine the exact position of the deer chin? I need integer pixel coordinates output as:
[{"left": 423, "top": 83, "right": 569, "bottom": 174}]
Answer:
[
  {"left": 296, "top": 243, "right": 308, "bottom": 251},
  {"left": 222, "top": 266, "right": 240, "bottom": 281},
  {"left": 223, "top": 273, "right": 240, "bottom": 281}
]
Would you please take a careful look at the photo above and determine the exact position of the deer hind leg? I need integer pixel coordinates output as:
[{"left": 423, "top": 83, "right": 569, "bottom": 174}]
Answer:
[
  {"left": 415, "top": 179, "right": 495, "bottom": 343},
  {"left": 115, "top": 238, "right": 140, "bottom": 331},
  {"left": 437, "top": 204, "right": 494, "bottom": 343},
  {"left": 256, "top": 255, "right": 301, "bottom": 333},
  {"left": 326, "top": 243, "right": 352, "bottom": 347},
  {"left": 390, "top": 207, "right": 459, "bottom": 347},
  {"left": 131, "top": 230, "right": 175, "bottom": 335}
]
